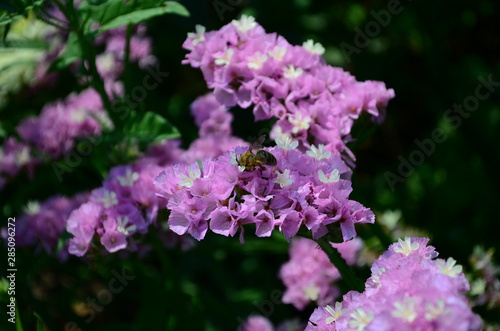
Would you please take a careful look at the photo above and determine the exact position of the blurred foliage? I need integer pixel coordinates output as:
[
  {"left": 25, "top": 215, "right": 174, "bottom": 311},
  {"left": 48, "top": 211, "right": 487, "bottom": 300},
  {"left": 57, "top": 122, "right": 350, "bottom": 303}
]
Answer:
[{"left": 0, "top": 0, "right": 499, "bottom": 330}]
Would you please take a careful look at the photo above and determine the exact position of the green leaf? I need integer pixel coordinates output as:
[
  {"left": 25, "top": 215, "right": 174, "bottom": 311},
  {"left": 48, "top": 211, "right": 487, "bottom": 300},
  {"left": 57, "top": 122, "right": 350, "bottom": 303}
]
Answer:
[
  {"left": 15, "top": 305, "right": 24, "bottom": 331},
  {"left": 127, "top": 111, "right": 180, "bottom": 143},
  {"left": 99, "top": 2, "right": 189, "bottom": 32},
  {"left": 33, "top": 312, "right": 44, "bottom": 331},
  {"left": 49, "top": 32, "right": 82, "bottom": 70}
]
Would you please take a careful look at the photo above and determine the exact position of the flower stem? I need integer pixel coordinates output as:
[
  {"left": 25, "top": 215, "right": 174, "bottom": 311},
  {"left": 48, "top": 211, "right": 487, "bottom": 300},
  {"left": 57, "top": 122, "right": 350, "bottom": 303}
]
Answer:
[{"left": 315, "top": 237, "right": 365, "bottom": 293}]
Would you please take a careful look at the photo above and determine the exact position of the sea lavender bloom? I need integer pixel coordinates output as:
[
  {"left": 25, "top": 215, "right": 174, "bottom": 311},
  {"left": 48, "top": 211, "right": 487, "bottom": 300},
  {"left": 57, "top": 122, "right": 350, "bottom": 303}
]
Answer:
[
  {"left": 17, "top": 87, "right": 112, "bottom": 159},
  {"left": 237, "top": 316, "right": 305, "bottom": 331},
  {"left": 0, "top": 137, "right": 40, "bottom": 179},
  {"left": 306, "top": 237, "right": 483, "bottom": 331},
  {"left": 182, "top": 16, "right": 395, "bottom": 157},
  {"left": 12, "top": 194, "right": 87, "bottom": 260},
  {"left": 279, "top": 237, "right": 363, "bottom": 310},
  {"left": 155, "top": 140, "right": 374, "bottom": 242},
  {"left": 238, "top": 315, "right": 274, "bottom": 331}
]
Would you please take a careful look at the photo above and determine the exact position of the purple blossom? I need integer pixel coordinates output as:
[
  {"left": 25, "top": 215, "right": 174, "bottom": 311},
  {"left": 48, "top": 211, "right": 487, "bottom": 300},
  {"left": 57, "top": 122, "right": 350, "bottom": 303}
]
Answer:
[
  {"left": 9, "top": 194, "right": 87, "bottom": 260},
  {"left": 155, "top": 141, "right": 374, "bottom": 243},
  {"left": 17, "top": 87, "right": 111, "bottom": 159},
  {"left": 182, "top": 16, "right": 395, "bottom": 158},
  {"left": 279, "top": 237, "right": 363, "bottom": 310},
  {"left": 306, "top": 237, "right": 482, "bottom": 331}
]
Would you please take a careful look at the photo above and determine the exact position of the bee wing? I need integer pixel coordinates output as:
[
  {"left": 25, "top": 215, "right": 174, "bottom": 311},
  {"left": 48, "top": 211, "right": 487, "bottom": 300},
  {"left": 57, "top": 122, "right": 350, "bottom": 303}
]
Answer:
[{"left": 249, "top": 134, "right": 266, "bottom": 151}]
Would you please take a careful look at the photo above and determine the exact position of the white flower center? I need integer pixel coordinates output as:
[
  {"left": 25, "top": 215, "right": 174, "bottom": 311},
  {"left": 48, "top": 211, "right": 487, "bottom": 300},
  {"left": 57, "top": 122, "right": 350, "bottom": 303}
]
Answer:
[
  {"left": 117, "top": 168, "right": 139, "bottom": 187},
  {"left": 303, "top": 39, "right": 325, "bottom": 55},
  {"left": 393, "top": 237, "right": 419, "bottom": 256},
  {"left": 288, "top": 112, "right": 311, "bottom": 134},
  {"left": 214, "top": 48, "right": 234, "bottom": 66},
  {"left": 232, "top": 15, "right": 257, "bottom": 32},
  {"left": 187, "top": 25, "right": 206, "bottom": 46}
]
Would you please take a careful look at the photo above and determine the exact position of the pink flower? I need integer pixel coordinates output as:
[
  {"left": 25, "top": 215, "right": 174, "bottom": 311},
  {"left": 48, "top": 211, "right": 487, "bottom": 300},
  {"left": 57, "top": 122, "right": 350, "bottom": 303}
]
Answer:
[{"left": 306, "top": 237, "right": 482, "bottom": 331}]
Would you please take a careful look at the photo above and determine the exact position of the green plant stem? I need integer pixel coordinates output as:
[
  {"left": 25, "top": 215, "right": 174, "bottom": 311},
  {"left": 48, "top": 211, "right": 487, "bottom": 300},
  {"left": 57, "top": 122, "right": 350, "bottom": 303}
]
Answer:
[
  {"left": 315, "top": 236, "right": 365, "bottom": 293},
  {"left": 54, "top": 0, "right": 113, "bottom": 113},
  {"left": 123, "top": 23, "right": 133, "bottom": 93}
]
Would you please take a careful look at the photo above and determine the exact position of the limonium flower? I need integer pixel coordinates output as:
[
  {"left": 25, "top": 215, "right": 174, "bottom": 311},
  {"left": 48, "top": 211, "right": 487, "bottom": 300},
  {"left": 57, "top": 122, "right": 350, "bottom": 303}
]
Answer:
[
  {"left": 0, "top": 137, "right": 40, "bottom": 180},
  {"left": 16, "top": 87, "right": 112, "bottom": 159},
  {"left": 279, "top": 237, "right": 363, "bottom": 310},
  {"left": 65, "top": 140, "right": 183, "bottom": 257},
  {"left": 305, "top": 237, "right": 482, "bottom": 330},
  {"left": 237, "top": 315, "right": 305, "bottom": 331},
  {"left": 8, "top": 193, "right": 88, "bottom": 260},
  {"left": 182, "top": 16, "right": 395, "bottom": 157},
  {"left": 154, "top": 142, "right": 375, "bottom": 242}
]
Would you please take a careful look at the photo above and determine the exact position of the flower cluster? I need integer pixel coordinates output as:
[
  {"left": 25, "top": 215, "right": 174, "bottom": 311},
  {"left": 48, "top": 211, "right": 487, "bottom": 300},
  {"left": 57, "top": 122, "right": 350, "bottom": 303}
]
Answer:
[
  {"left": 0, "top": 137, "right": 40, "bottom": 189},
  {"left": 183, "top": 16, "right": 395, "bottom": 157},
  {"left": 306, "top": 237, "right": 482, "bottom": 331},
  {"left": 10, "top": 193, "right": 88, "bottom": 260},
  {"left": 65, "top": 144, "right": 175, "bottom": 256},
  {"left": 154, "top": 141, "right": 375, "bottom": 243},
  {"left": 279, "top": 237, "right": 363, "bottom": 310},
  {"left": 17, "top": 87, "right": 112, "bottom": 158},
  {"left": 238, "top": 315, "right": 304, "bottom": 331}
]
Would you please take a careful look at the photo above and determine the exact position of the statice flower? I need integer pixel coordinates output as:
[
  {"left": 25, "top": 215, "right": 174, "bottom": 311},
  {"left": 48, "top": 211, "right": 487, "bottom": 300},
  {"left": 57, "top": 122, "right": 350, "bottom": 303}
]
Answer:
[
  {"left": 16, "top": 87, "right": 112, "bottom": 158},
  {"left": 155, "top": 140, "right": 374, "bottom": 242},
  {"left": 0, "top": 137, "right": 40, "bottom": 179},
  {"left": 279, "top": 237, "right": 363, "bottom": 310},
  {"left": 66, "top": 162, "right": 161, "bottom": 256},
  {"left": 65, "top": 140, "right": 198, "bottom": 257},
  {"left": 182, "top": 16, "right": 395, "bottom": 157},
  {"left": 306, "top": 237, "right": 482, "bottom": 331},
  {"left": 12, "top": 194, "right": 87, "bottom": 259},
  {"left": 238, "top": 316, "right": 305, "bottom": 331}
]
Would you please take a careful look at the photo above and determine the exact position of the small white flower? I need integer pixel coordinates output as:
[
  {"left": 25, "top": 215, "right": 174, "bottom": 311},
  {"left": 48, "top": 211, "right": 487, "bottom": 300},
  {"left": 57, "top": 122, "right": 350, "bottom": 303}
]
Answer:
[
  {"left": 436, "top": 257, "right": 463, "bottom": 278},
  {"left": 288, "top": 112, "right": 311, "bottom": 134},
  {"left": 116, "top": 216, "right": 136, "bottom": 236},
  {"left": 70, "top": 108, "right": 87, "bottom": 123},
  {"left": 214, "top": 48, "right": 234, "bottom": 66},
  {"left": 393, "top": 237, "right": 419, "bottom": 256},
  {"left": 24, "top": 201, "right": 40, "bottom": 215},
  {"left": 15, "top": 146, "right": 31, "bottom": 166},
  {"left": 425, "top": 299, "right": 447, "bottom": 320},
  {"left": 247, "top": 52, "right": 268, "bottom": 70},
  {"left": 117, "top": 168, "right": 139, "bottom": 187},
  {"left": 187, "top": 25, "right": 205, "bottom": 46},
  {"left": 99, "top": 190, "right": 118, "bottom": 208},
  {"left": 306, "top": 144, "right": 331, "bottom": 160},
  {"left": 318, "top": 169, "right": 340, "bottom": 183},
  {"left": 302, "top": 39, "right": 325, "bottom": 55},
  {"left": 324, "top": 302, "right": 346, "bottom": 324},
  {"left": 268, "top": 45, "right": 287, "bottom": 61},
  {"left": 392, "top": 297, "right": 417, "bottom": 322},
  {"left": 178, "top": 164, "right": 201, "bottom": 188},
  {"left": 273, "top": 169, "right": 293, "bottom": 188},
  {"left": 283, "top": 64, "right": 303, "bottom": 79},
  {"left": 302, "top": 282, "right": 320, "bottom": 301},
  {"left": 275, "top": 136, "right": 298, "bottom": 150},
  {"left": 232, "top": 14, "right": 257, "bottom": 32},
  {"left": 349, "top": 308, "right": 374, "bottom": 331}
]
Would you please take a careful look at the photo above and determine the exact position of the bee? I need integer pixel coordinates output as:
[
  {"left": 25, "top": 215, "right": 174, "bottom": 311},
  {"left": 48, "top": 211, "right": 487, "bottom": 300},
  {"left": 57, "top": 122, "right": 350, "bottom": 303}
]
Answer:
[{"left": 237, "top": 135, "right": 277, "bottom": 171}]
